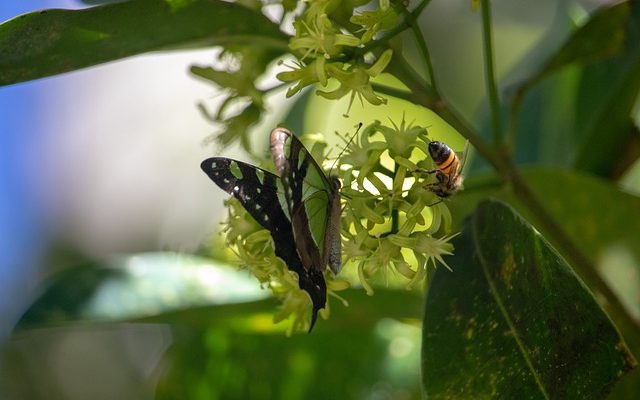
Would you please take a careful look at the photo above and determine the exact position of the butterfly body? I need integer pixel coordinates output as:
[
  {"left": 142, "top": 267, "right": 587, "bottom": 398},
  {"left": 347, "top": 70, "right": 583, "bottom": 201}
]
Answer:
[
  {"left": 201, "top": 128, "right": 342, "bottom": 331},
  {"left": 270, "top": 128, "right": 342, "bottom": 275}
]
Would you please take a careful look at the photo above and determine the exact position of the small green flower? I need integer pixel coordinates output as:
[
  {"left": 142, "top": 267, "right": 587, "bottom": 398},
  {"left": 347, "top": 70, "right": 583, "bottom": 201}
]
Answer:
[
  {"left": 338, "top": 119, "right": 459, "bottom": 292},
  {"left": 340, "top": 121, "right": 387, "bottom": 186},
  {"left": 316, "top": 49, "right": 393, "bottom": 113},
  {"left": 276, "top": 57, "right": 328, "bottom": 98},
  {"left": 290, "top": 13, "right": 361, "bottom": 61},
  {"left": 388, "top": 231, "right": 457, "bottom": 271},
  {"left": 357, "top": 238, "right": 406, "bottom": 294},
  {"left": 350, "top": 2, "right": 399, "bottom": 43},
  {"left": 378, "top": 117, "right": 429, "bottom": 159}
]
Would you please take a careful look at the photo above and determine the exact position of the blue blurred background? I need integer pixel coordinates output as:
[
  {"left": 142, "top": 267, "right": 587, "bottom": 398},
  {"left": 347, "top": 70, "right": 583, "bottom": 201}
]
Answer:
[
  {"left": 0, "top": 1, "right": 226, "bottom": 340},
  {"left": 0, "top": 1, "right": 70, "bottom": 340}
]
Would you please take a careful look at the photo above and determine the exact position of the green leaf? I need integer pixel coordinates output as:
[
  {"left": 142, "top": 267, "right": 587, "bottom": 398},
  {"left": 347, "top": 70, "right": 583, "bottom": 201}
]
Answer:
[
  {"left": 0, "top": 0, "right": 288, "bottom": 86},
  {"left": 573, "top": 3, "right": 640, "bottom": 177},
  {"left": 510, "top": 67, "right": 581, "bottom": 166},
  {"left": 155, "top": 316, "right": 420, "bottom": 399},
  {"left": 449, "top": 168, "right": 640, "bottom": 322},
  {"left": 15, "top": 251, "right": 424, "bottom": 331},
  {"left": 422, "top": 199, "right": 636, "bottom": 398},
  {"left": 518, "top": 2, "right": 630, "bottom": 90},
  {"left": 3, "top": 294, "right": 423, "bottom": 399},
  {"left": 15, "top": 253, "right": 268, "bottom": 330},
  {"left": 510, "top": 1, "right": 640, "bottom": 177}
]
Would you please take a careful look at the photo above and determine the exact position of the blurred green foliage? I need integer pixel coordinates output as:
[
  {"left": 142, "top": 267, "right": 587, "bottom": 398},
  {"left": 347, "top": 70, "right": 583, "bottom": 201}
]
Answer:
[{"left": 1, "top": 0, "right": 640, "bottom": 399}]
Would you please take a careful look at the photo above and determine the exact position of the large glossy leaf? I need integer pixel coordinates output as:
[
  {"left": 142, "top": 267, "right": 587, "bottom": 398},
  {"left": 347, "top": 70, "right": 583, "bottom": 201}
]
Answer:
[
  {"left": 0, "top": 0, "right": 288, "bottom": 86},
  {"left": 422, "top": 199, "right": 635, "bottom": 398},
  {"left": 449, "top": 168, "right": 640, "bottom": 321}
]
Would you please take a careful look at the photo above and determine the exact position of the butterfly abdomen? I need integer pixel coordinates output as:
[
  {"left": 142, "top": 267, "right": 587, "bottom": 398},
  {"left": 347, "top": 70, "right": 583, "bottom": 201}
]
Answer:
[
  {"left": 270, "top": 127, "right": 291, "bottom": 177},
  {"left": 325, "top": 178, "right": 343, "bottom": 274}
]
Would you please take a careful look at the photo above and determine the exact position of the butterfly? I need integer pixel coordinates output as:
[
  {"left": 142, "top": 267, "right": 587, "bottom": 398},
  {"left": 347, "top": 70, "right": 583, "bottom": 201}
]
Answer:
[{"left": 200, "top": 127, "right": 342, "bottom": 331}]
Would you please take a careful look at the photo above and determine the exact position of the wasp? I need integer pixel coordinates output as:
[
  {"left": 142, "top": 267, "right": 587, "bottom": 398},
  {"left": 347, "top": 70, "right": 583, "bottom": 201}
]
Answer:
[{"left": 423, "top": 140, "right": 468, "bottom": 200}]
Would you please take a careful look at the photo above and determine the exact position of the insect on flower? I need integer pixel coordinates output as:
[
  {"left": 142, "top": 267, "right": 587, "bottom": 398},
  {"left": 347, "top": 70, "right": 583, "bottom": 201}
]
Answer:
[
  {"left": 201, "top": 127, "right": 342, "bottom": 332},
  {"left": 423, "top": 140, "right": 469, "bottom": 200}
]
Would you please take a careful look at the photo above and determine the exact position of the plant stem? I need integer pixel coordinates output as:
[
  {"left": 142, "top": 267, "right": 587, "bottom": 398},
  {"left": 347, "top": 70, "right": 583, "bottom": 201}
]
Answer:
[
  {"left": 395, "top": 0, "right": 438, "bottom": 93},
  {"left": 388, "top": 54, "right": 640, "bottom": 356},
  {"left": 480, "top": 0, "right": 503, "bottom": 146},
  {"left": 408, "top": 15, "right": 438, "bottom": 93}
]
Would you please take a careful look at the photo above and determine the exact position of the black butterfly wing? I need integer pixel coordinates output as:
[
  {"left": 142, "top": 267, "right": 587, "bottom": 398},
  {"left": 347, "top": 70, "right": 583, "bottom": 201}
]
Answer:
[
  {"left": 270, "top": 128, "right": 342, "bottom": 275},
  {"left": 200, "top": 157, "right": 326, "bottom": 331}
]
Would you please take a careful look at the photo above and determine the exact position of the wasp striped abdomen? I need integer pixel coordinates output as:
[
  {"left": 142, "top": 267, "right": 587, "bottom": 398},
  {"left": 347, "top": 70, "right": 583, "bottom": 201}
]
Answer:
[
  {"left": 426, "top": 140, "right": 465, "bottom": 199},
  {"left": 429, "top": 141, "right": 459, "bottom": 175}
]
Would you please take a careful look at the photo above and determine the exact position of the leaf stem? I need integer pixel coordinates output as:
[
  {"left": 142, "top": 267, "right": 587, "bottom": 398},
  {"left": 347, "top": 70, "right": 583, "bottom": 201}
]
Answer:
[
  {"left": 480, "top": 0, "right": 503, "bottom": 146},
  {"left": 406, "top": 10, "right": 438, "bottom": 93}
]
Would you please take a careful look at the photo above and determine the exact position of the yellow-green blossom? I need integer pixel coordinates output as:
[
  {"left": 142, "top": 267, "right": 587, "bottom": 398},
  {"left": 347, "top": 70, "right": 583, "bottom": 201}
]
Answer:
[
  {"left": 277, "top": 57, "right": 328, "bottom": 98},
  {"left": 290, "top": 13, "right": 361, "bottom": 60},
  {"left": 316, "top": 49, "right": 393, "bottom": 113},
  {"left": 350, "top": 1, "right": 399, "bottom": 43},
  {"left": 223, "top": 198, "right": 348, "bottom": 334}
]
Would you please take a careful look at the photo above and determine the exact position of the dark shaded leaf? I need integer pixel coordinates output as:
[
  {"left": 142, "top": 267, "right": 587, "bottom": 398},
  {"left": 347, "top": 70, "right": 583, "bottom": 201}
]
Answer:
[
  {"left": 510, "top": 67, "right": 580, "bottom": 167},
  {"left": 449, "top": 168, "right": 640, "bottom": 321},
  {"left": 507, "top": 2, "right": 640, "bottom": 175},
  {"left": 518, "top": 2, "right": 629, "bottom": 90},
  {"left": 573, "top": 2, "right": 640, "bottom": 176},
  {"left": 422, "top": 199, "right": 636, "bottom": 398},
  {"left": 0, "top": 0, "right": 288, "bottom": 86}
]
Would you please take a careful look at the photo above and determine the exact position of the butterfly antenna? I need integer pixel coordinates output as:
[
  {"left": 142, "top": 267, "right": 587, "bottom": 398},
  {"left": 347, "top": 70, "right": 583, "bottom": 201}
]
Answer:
[{"left": 328, "top": 122, "right": 363, "bottom": 175}]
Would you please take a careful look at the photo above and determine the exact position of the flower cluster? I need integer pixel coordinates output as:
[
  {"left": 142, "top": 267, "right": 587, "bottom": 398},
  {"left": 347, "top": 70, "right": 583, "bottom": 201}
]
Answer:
[
  {"left": 223, "top": 197, "right": 349, "bottom": 335},
  {"left": 338, "top": 119, "right": 457, "bottom": 294},
  {"left": 277, "top": 0, "right": 399, "bottom": 114},
  {"left": 192, "top": 47, "right": 271, "bottom": 148},
  {"left": 220, "top": 119, "right": 458, "bottom": 332}
]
